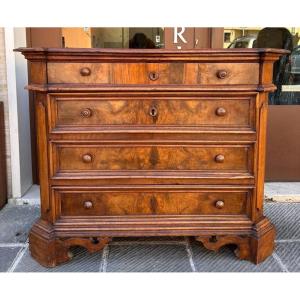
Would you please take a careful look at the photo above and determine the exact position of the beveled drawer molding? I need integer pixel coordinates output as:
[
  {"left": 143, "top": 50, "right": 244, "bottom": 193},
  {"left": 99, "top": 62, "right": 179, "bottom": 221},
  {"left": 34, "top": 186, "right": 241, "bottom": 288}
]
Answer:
[
  {"left": 47, "top": 62, "right": 259, "bottom": 85},
  {"left": 49, "top": 94, "right": 256, "bottom": 131},
  {"left": 54, "top": 187, "right": 251, "bottom": 218},
  {"left": 16, "top": 47, "right": 288, "bottom": 267},
  {"left": 50, "top": 142, "right": 253, "bottom": 176}
]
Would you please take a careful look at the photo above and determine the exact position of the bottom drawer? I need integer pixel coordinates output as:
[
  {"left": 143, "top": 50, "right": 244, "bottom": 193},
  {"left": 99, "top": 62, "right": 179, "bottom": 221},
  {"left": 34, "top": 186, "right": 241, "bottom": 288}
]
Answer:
[{"left": 54, "top": 187, "right": 251, "bottom": 217}]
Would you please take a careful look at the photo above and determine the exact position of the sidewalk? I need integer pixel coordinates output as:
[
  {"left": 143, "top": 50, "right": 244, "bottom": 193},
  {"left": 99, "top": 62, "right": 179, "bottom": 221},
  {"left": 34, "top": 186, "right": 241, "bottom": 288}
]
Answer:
[
  {"left": 0, "top": 202, "right": 299, "bottom": 272},
  {"left": 265, "top": 182, "right": 300, "bottom": 202}
]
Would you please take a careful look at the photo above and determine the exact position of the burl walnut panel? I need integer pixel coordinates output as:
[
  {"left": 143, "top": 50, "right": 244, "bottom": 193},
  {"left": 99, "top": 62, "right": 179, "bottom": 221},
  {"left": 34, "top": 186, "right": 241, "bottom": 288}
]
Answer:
[
  {"left": 47, "top": 62, "right": 259, "bottom": 85},
  {"left": 50, "top": 95, "right": 255, "bottom": 129},
  {"left": 53, "top": 144, "right": 252, "bottom": 174},
  {"left": 16, "top": 48, "right": 288, "bottom": 267},
  {"left": 56, "top": 189, "right": 250, "bottom": 217}
]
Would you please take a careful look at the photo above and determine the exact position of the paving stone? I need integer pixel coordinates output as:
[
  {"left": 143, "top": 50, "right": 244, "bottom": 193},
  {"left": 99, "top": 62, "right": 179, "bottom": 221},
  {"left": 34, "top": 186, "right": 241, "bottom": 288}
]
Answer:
[
  {"left": 106, "top": 244, "right": 191, "bottom": 272},
  {"left": 0, "top": 204, "right": 40, "bottom": 243},
  {"left": 274, "top": 242, "right": 300, "bottom": 272},
  {"left": 264, "top": 203, "right": 300, "bottom": 240},
  {"left": 14, "top": 246, "right": 101, "bottom": 272},
  {"left": 1, "top": 202, "right": 298, "bottom": 272},
  {"left": 190, "top": 240, "right": 282, "bottom": 272},
  {"left": 0, "top": 247, "right": 22, "bottom": 272}
]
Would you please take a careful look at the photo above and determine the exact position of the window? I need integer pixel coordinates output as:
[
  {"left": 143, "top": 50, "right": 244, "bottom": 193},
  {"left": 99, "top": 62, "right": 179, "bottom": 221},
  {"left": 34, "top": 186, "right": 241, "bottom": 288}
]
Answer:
[
  {"left": 61, "top": 28, "right": 165, "bottom": 49},
  {"left": 224, "top": 32, "right": 231, "bottom": 43},
  {"left": 224, "top": 27, "right": 300, "bottom": 105}
]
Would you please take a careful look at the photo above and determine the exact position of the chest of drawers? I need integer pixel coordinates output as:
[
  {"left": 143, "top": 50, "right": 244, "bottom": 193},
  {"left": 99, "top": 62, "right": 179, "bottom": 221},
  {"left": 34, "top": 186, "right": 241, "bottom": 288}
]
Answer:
[{"left": 17, "top": 47, "right": 287, "bottom": 267}]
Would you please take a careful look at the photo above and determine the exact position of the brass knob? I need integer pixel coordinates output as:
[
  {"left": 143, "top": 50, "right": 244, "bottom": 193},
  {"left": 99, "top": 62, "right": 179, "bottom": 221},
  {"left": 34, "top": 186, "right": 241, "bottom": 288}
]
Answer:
[
  {"left": 84, "top": 201, "right": 93, "bottom": 209},
  {"left": 80, "top": 67, "right": 91, "bottom": 76},
  {"left": 80, "top": 108, "right": 93, "bottom": 118},
  {"left": 149, "top": 106, "right": 158, "bottom": 117},
  {"left": 215, "top": 154, "right": 225, "bottom": 163},
  {"left": 216, "top": 70, "right": 228, "bottom": 79},
  {"left": 215, "top": 200, "right": 225, "bottom": 209},
  {"left": 149, "top": 71, "right": 159, "bottom": 81},
  {"left": 215, "top": 107, "right": 226, "bottom": 116},
  {"left": 82, "top": 153, "right": 93, "bottom": 163}
]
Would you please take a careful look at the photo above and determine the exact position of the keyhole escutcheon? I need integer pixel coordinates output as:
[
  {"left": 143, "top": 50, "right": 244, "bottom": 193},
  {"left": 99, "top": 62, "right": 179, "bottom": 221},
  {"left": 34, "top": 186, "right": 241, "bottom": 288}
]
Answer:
[{"left": 149, "top": 106, "right": 158, "bottom": 118}]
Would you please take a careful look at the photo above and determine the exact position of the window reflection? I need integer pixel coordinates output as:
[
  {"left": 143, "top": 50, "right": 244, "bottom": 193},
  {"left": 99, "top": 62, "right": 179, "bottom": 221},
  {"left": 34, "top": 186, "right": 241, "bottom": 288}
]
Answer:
[
  {"left": 61, "top": 28, "right": 165, "bottom": 49},
  {"left": 224, "top": 27, "right": 300, "bottom": 105},
  {"left": 90, "top": 28, "right": 164, "bottom": 49},
  {"left": 129, "top": 33, "right": 155, "bottom": 49},
  {"left": 60, "top": 27, "right": 300, "bottom": 104}
]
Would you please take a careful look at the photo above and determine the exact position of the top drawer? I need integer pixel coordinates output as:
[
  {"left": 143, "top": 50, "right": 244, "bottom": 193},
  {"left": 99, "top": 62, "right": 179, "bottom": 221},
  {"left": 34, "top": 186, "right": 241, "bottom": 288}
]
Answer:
[{"left": 47, "top": 62, "right": 259, "bottom": 85}]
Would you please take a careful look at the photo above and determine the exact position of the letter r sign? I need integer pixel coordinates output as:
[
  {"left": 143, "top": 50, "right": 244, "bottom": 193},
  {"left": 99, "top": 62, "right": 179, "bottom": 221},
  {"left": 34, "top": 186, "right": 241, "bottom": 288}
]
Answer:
[
  {"left": 164, "top": 27, "right": 194, "bottom": 49},
  {"left": 174, "top": 27, "right": 187, "bottom": 44}
]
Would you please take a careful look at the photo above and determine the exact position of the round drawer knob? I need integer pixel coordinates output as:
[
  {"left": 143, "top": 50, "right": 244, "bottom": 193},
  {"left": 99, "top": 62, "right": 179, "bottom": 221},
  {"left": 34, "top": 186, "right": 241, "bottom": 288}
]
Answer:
[
  {"left": 149, "top": 106, "right": 158, "bottom": 117},
  {"left": 215, "top": 200, "right": 225, "bottom": 209},
  {"left": 149, "top": 71, "right": 159, "bottom": 81},
  {"left": 82, "top": 153, "right": 93, "bottom": 163},
  {"left": 216, "top": 70, "right": 228, "bottom": 79},
  {"left": 80, "top": 67, "right": 91, "bottom": 76},
  {"left": 80, "top": 108, "right": 93, "bottom": 118},
  {"left": 215, "top": 107, "right": 226, "bottom": 116},
  {"left": 215, "top": 154, "right": 225, "bottom": 163},
  {"left": 84, "top": 201, "right": 93, "bottom": 209}
]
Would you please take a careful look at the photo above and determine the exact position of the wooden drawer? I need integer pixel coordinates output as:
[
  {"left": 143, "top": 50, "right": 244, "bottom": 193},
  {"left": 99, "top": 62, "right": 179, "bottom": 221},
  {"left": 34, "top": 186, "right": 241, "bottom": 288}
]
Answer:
[
  {"left": 47, "top": 62, "right": 259, "bottom": 85},
  {"left": 54, "top": 187, "right": 251, "bottom": 217},
  {"left": 49, "top": 94, "right": 255, "bottom": 130},
  {"left": 51, "top": 143, "right": 253, "bottom": 176}
]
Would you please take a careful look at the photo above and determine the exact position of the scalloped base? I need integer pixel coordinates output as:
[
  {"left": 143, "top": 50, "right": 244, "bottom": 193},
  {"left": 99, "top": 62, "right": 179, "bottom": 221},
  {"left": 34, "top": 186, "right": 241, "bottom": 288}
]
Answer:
[
  {"left": 29, "top": 216, "right": 275, "bottom": 267},
  {"left": 195, "top": 217, "right": 275, "bottom": 264},
  {"left": 29, "top": 220, "right": 111, "bottom": 268}
]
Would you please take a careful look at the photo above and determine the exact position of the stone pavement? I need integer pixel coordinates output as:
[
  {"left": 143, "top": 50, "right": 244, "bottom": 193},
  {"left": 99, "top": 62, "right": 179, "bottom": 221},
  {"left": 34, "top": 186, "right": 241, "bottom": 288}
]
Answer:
[
  {"left": 265, "top": 182, "right": 300, "bottom": 202},
  {"left": 0, "top": 203, "right": 299, "bottom": 272}
]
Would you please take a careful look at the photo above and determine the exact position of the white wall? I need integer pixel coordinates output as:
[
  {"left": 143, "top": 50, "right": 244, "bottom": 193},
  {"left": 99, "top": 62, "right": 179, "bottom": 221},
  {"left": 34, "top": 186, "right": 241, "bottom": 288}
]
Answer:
[
  {"left": 5, "top": 27, "right": 32, "bottom": 198},
  {"left": 0, "top": 28, "right": 12, "bottom": 198}
]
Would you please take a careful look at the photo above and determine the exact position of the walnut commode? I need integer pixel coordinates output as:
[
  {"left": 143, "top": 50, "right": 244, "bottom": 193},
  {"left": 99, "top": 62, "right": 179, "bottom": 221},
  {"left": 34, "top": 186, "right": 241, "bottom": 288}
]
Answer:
[{"left": 16, "top": 47, "right": 287, "bottom": 267}]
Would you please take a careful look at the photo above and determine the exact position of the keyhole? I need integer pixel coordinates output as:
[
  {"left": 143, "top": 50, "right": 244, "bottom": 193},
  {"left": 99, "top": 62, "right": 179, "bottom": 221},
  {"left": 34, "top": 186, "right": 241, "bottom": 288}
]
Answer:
[
  {"left": 149, "top": 106, "right": 158, "bottom": 117},
  {"left": 149, "top": 71, "right": 159, "bottom": 81}
]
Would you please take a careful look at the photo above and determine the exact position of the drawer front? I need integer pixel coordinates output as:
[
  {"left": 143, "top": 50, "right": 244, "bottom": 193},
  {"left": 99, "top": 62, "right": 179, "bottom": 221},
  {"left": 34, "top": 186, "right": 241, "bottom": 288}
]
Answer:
[
  {"left": 50, "top": 95, "right": 255, "bottom": 130},
  {"left": 55, "top": 188, "right": 251, "bottom": 216},
  {"left": 47, "top": 62, "right": 259, "bottom": 85},
  {"left": 51, "top": 143, "right": 253, "bottom": 175}
]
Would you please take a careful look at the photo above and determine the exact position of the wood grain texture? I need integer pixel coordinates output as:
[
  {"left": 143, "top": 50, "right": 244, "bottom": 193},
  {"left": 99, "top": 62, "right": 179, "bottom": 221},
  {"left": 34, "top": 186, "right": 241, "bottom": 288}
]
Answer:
[
  {"left": 196, "top": 235, "right": 252, "bottom": 260},
  {"left": 35, "top": 94, "right": 51, "bottom": 220},
  {"left": 52, "top": 143, "right": 253, "bottom": 174},
  {"left": 16, "top": 48, "right": 286, "bottom": 266},
  {"left": 15, "top": 47, "right": 289, "bottom": 63},
  {"left": 195, "top": 216, "right": 276, "bottom": 264},
  {"left": 29, "top": 219, "right": 111, "bottom": 267},
  {"left": 255, "top": 93, "right": 269, "bottom": 220},
  {"left": 47, "top": 62, "right": 259, "bottom": 85},
  {"left": 56, "top": 188, "right": 250, "bottom": 217},
  {"left": 50, "top": 95, "right": 255, "bottom": 129},
  {"left": 29, "top": 62, "right": 47, "bottom": 84}
]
